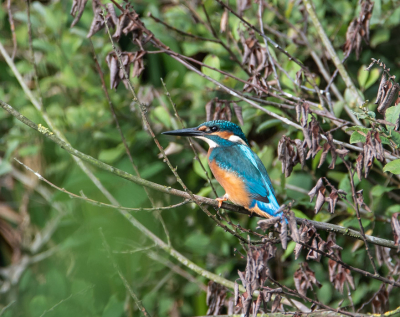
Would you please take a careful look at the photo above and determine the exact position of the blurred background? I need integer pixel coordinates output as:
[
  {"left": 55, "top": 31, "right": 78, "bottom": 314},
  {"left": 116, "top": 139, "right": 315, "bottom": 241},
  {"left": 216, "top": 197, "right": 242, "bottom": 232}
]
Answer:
[{"left": 1, "top": 0, "right": 400, "bottom": 316}]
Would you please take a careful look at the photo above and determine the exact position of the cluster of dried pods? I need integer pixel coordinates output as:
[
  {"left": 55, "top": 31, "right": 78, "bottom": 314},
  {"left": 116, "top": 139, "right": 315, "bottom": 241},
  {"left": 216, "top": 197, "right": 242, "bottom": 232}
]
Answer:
[
  {"left": 205, "top": 98, "right": 244, "bottom": 125},
  {"left": 70, "top": 0, "right": 147, "bottom": 89},
  {"left": 278, "top": 103, "right": 349, "bottom": 179},
  {"left": 366, "top": 59, "right": 400, "bottom": 115},
  {"left": 235, "top": 243, "right": 284, "bottom": 315},
  {"left": 343, "top": 0, "right": 374, "bottom": 59}
]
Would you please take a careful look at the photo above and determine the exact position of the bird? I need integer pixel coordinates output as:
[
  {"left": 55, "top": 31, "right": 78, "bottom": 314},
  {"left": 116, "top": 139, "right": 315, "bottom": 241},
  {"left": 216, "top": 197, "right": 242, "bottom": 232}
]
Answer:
[{"left": 162, "top": 120, "right": 282, "bottom": 219}]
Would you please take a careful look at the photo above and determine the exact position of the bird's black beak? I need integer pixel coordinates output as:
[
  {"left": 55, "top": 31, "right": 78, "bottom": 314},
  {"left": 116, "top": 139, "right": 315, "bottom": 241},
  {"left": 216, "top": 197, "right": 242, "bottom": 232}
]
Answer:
[{"left": 162, "top": 127, "right": 204, "bottom": 137}]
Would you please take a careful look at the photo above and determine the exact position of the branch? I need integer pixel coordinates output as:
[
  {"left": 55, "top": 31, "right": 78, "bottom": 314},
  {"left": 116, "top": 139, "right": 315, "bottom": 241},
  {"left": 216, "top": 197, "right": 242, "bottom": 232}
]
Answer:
[{"left": 1, "top": 99, "right": 397, "bottom": 252}]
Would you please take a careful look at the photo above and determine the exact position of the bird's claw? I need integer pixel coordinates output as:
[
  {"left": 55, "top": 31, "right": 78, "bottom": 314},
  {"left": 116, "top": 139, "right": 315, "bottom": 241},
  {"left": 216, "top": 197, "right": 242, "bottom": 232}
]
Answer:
[{"left": 216, "top": 194, "right": 229, "bottom": 208}]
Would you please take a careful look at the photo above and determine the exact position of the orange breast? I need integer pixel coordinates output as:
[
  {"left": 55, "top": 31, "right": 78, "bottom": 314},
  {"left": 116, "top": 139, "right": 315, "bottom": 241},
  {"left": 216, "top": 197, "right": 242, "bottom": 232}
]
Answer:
[{"left": 209, "top": 158, "right": 251, "bottom": 208}]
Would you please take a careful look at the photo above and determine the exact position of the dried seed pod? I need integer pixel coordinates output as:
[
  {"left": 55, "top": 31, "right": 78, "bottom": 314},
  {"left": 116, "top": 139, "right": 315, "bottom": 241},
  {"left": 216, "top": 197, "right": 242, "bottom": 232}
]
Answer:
[
  {"left": 378, "top": 82, "right": 399, "bottom": 113},
  {"left": 328, "top": 191, "right": 339, "bottom": 214},
  {"left": 70, "top": 0, "right": 89, "bottom": 28},
  {"left": 356, "top": 152, "right": 364, "bottom": 181},
  {"left": 315, "top": 187, "right": 326, "bottom": 214},
  {"left": 375, "top": 72, "right": 388, "bottom": 105},
  {"left": 294, "top": 139, "right": 306, "bottom": 169},
  {"left": 318, "top": 142, "right": 330, "bottom": 168},
  {"left": 205, "top": 100, "right": 214, "bottom": 122},
  {"left": 308, "top": 178, "right": 324, "bottom": 202},
  {"left": 220, "top": 9, "right": 228, "bottom": 33},
  {"left": 232, "top": 102, "right": 244, "bottom": 125},
  {"left": 295, "top": 103, "right": 302, "bottom": 123},
  {"left": 391, "top": 213, "right": 400, "bottom": 252}
]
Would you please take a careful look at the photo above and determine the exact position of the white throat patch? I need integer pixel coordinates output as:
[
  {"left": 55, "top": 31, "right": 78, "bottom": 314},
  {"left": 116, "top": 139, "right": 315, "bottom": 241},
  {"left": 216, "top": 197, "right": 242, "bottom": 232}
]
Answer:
[
  {"left": 195, "top": 136, "right": 218, "bottom": 148},
  {"left": 228, "top": 135, "right": 248, "bottom": 145}
]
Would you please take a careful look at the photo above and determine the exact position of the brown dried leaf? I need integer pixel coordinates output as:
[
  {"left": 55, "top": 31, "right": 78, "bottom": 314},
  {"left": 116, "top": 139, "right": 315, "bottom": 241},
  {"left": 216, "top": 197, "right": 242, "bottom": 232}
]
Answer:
[
  {"left": 293, "top": 263, "right": 322, "bottom": 296},
  {"left": 343, "top": 19, "right": 357, "bottom": 57},
  {"left": 296, "top": 103, "right": 302, "bottom": 123},
  {"left": 205, "top": 100, "right": 214, "bottom": 122},
  {"left": 253, "top": 293, "right": 262, "bottom": 316},
  {"left": 356, "top": 189, "right": 372, "bottom": 212},
  {"left": 391, "top": 213, "right": 400, "bottom": 252},
  {"left": 294, "top": 223, "right": 316, "bottom": 259},
  {"left": 375, "top": 72, "right": 388, "bottom": 105},
  {"left": 234, "top": 280, "right": 239, "bottom": 306},
  {"left": 288, "top": 210, "right": 299, "bottom": 243},
  {"left": 206, "top": 281, "right": 227, "bottom": 315},
  {"left": 372, "top": 289, "right": 389, "bottom": 314},
  {"left": 308, "top": 178, "right": 324, "bottom": 202},
  {"left": 271, "top": 295, "right": 282, "bottom": 313},
  {"left": 232, "top": 102, "right": 244, "bottom": 125},
  {"left": 70, "top": 0, "right": 89, "bottom": 28},
  {"left": 328, "top": 190, "right": 339, "bottom": 214},
  {"left": 237, "top": 0, "right": 252, "bottom": 16},
  {"left": 294, "top": 139, "right": 306, "bottom": 169},
  {"left": 280, "top": 219, "right": 288, "bottom": 250},
  {"left": 318, "top": 142, "right": 330, "bottom": 168},
  {"left": 220, "top": 9, "right": 229, "bottom": 33},
  {"left": 306, "top": 238, "right": 320, "bottom": 261},
  {"left": 378, "top": 82, "right": 399, "bottom": 113},
  {"left": 310, "top": 118, "right": 322, "bottom": 158},
  {"left": 315, "top": 187, "right": 326, "bottom": 214},
  {"left": 356, "top": 152, "right": 364, "bottom": 181}
]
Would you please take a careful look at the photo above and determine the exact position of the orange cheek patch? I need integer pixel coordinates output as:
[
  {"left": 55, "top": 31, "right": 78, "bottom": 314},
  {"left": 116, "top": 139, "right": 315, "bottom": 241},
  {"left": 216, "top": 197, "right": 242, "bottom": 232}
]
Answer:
[
  {"left": 209, "top": 160, "right": 251, "bottom": 207},
  {"left": 212, "top": 131, "right": 233, "bottom": 139},
  {"left": 198, "top": 126, "right": 207, "bottom": 131}
]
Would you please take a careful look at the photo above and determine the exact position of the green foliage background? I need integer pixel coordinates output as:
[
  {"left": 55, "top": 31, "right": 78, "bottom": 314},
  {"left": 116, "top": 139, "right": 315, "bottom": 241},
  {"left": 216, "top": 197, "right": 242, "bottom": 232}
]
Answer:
[{"left": 1, "top": 0, "right": 400, "bottom": 316}]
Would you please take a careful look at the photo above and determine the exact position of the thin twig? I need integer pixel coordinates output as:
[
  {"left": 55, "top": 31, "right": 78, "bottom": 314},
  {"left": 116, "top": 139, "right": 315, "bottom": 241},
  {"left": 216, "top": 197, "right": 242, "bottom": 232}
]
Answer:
[
  {"left": 99, "top": 228, "right": 151, "bottom": 317},
  {"left": 14, "top": 158, "right": 190, "bottom": 212},
  {"left": 343, "top": 160, "right": 378, "bottom": 275},
  {"left": 7, "top": 0, "right": 17, "bottom": 60},
  {"left": 26, "top": 0, "right": 43, "bottom": 107},
  {"left": 160, "top": 78, "right": 218, "bottom": 198}
]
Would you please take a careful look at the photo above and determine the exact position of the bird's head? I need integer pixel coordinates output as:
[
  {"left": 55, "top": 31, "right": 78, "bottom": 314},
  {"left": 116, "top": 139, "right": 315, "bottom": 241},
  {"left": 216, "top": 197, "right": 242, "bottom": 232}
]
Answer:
[{"left": 162, "top": 120, "right": 249, "bottom": 148}]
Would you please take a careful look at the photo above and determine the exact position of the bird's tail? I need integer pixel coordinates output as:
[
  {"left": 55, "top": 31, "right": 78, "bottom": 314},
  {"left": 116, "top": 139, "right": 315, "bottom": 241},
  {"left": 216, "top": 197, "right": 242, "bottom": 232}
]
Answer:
[{"left": 249, "top": 195, "right": 283, "bottom": 219}]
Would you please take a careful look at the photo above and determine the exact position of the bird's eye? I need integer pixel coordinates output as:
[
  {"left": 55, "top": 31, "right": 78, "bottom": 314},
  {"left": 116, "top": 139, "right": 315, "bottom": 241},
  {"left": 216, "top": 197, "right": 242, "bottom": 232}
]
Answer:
[{"left": 210, "top": 126, "right": 219, "bottom": 132}]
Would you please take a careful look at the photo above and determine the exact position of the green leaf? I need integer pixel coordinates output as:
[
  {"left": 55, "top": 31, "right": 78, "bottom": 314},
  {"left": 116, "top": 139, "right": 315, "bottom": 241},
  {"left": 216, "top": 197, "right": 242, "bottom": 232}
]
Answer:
[
  {"left": 201, "top": 55, "right": 222, "bottom": 81},
  {"left": 281, "top": 241, "right": 296, "bottom": 261},
  {"left": 18, "top": 145, "right": 39, "bottom": 157},
  {"left": 256, "top": 119, "right": 281, "bottom": 133},
  {"left": 152, "top": 106, "right": 172, "bottom": 129},
  {"left": 193, "top": 154, "right": 211, "bottom": 180},
  {"left": 350, "top": 131, "right": 366, "bottom": 144},
  {"left": 387, "top": 205, "right": 400, "bottom": 214},
  {"left": 357, "top": 66, "right": 369, "bottom": 89},
  {"left": 364, "top": 68, "right": 380, "bottom": 90},
  {"left": 385, "top": 105, "right": 400, "bottom": 128},
  {"left": 98, "top": 144, "right": 125, "bottom": 164},
  {"left": 371, "top": 185, "right": 396, "bottom": 196},
  {"left": 383, "top": 159, "right": 400, "bottom": 174},
  {"left": 370, "top": 29, "right": 390, "bottom": 48},
  {"left": 102, "top": 295, "right": 124, "bottom": 317}
]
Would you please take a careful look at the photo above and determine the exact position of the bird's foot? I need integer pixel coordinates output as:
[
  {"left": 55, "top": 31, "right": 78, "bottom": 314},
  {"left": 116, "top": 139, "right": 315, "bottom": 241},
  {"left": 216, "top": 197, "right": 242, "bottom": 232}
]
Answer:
[{"left": 216, "top": 194, "right": 229, "bottom": 208}]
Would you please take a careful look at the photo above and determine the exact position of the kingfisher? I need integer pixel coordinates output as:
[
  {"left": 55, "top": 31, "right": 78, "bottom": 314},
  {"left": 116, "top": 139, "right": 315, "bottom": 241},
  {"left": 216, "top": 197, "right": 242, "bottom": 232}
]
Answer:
[{"left": 162, "top": 120, "right": 282, "bottom": 219}]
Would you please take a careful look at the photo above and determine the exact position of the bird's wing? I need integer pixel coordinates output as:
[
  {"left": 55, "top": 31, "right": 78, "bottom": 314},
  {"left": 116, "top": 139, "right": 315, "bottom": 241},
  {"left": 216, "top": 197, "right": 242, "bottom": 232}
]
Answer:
[
  {"left": 238, "top": 144, "right": 276, "bottom": 196},
  {"left": 211, "top": 145, "right": 273, "bottom": 203}
]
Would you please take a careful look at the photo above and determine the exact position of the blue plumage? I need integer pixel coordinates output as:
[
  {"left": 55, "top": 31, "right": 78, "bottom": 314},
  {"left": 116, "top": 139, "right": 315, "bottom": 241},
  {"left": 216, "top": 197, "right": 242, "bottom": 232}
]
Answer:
[{"left": 162, "top": 120, "right": 282, "bottom": 219}]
